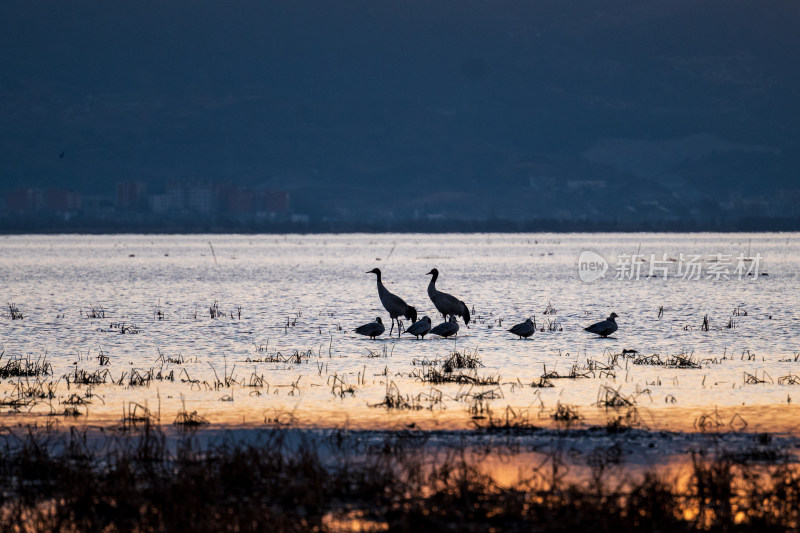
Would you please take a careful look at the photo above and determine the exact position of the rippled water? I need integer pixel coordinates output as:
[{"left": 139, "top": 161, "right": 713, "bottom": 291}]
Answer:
[{"left": 1, "top": 233, "right": 799, "bottom": 431}]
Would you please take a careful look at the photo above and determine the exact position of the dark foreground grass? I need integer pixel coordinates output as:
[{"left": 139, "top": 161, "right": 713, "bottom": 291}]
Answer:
[{"left": 1, "top": 424, "right": 800, "bottom": 532}]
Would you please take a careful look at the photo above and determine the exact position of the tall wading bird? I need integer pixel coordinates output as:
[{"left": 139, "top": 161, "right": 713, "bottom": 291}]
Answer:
[
  {"left": 355, "top": 317, "right": 385, "bottom": 339},
  {"left": 430, "top": 316, "right": 459, "bottom": 338},
  {"left": 508, "top": 317, "right": 535, "bottom": 339},
  {"left": 405, "top": 316, "right": 432, "bottom": 339},
  {"left": 584, "top": 312, "right": 619, "bottom": 338},
  {"left": 366, "top": 268, "right": 417, "bottom": 336},
  {"left": 425, "top": 268, "right": 470, "bottom": 326}
]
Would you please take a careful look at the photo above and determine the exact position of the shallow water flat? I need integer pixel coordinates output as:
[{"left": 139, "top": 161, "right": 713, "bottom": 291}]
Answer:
[{"left": 0, "top": 233, "right": 798, "bottom": 431}]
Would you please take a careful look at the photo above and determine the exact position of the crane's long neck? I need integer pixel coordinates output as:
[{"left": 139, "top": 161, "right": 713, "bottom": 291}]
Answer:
[
  {"left": 427, "top": 273, "right": 438, "bottom": 298},
  {"left": 376, "top": 277, "right": 391, "bottom": 300}
]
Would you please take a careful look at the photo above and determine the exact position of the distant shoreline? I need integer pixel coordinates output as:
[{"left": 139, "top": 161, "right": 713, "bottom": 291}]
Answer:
[{"left": 2, "top": 215, "right": 800, "bottom": 234}]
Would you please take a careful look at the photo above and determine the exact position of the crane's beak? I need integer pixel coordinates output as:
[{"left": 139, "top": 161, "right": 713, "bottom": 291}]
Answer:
[{"left": 425, "top": 270, "right": 433, "bottom": 275}]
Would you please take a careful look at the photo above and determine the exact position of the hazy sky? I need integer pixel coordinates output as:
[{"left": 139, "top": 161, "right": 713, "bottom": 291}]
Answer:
[{"left": 1, "top": 0, "right": 798, "bottom": 219}]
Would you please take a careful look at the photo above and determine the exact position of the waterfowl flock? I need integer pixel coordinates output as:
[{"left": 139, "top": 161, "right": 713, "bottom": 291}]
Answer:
[{"left": 356, "top": 268, "right": 619, "bottom": 340}]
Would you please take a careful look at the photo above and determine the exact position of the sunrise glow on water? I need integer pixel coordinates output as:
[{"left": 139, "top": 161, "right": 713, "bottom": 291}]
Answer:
[{"left": 2, "top": 232, "right": 797, "bottom": 433}]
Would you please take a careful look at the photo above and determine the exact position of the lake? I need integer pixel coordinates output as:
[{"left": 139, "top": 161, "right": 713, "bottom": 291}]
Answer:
[{"left": 1, "top": 232, "right": 798, "bottom": 432}]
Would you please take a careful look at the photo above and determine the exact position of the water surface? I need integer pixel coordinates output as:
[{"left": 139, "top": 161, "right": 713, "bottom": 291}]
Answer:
[{"left": 1, "top": 233, "right": 798, "bottom": 431}]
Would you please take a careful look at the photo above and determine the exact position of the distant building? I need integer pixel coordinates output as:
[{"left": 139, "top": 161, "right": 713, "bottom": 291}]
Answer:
[
  {"left": 186, "top": 183, "right": 217, "bottom": 214},
  {"left": 164, "top": 181, "right": 186, "bottom": 212},
  {"left": 45, "top": 189, "right": 81, "bottom": 212},
  {"left": 82, "top": 194, "right": 115, "bottom": 211},
  {"left": 148, "top": 194, "right": 174, "bottom": 214},
  {"left": 255, "top": 190, "right": 289, "bottom": 214},
  {"left": 163, "top": 180, "right": 219, "bottom": 214},
  {"left": 116, "top": 181, "right": 148, "bottom": 210},
  {"left": 5, "top": 189, "right": 44, "bottom": 212},
  {"left": 219, "top": 186, "right": 254, "bottom": 214}
]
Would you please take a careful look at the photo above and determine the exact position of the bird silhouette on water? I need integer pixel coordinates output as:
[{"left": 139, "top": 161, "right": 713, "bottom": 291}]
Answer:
[
  {"left": 508, "top": 317, "right": 535, "bottom": 339},
  {"left": 367, "top": 268, "right": 417, "bottom": 337},
  {"left": 584, "top": 312, "right": 619, "bottom": 338},
  {"left": 405, "top": 316, "right": 432, "bottom": 339},
  {"left": 430, "top": 316, "right": 459, "bottom": 338},
  {"left": 355, "top": 317, "right": 385, "bottom": 339},
  {"left": 426, "top": 268, "right": 470, "bottom": 326}
]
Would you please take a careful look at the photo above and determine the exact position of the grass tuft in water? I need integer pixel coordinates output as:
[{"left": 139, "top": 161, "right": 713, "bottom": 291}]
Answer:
[{"left": 0, "top": 352, "right": 53, "bottom": 378}]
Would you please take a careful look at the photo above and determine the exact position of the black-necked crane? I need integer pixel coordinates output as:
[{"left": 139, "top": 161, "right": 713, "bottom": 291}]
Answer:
[
  {"left": 366, "top": 268, "right": 417, "bottom": 337},
  {"left": 425, "top": 268, "right": 470, "bottom": 326}
]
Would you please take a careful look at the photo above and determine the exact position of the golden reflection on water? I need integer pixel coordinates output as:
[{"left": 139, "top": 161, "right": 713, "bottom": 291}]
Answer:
[
  {"left": 1, "top": 233, "right": 799, "bottom": 432},
  {"left": 4, "top": 393, "right": 800, "bottom": 436}
]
